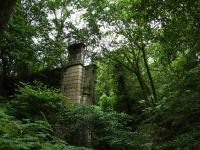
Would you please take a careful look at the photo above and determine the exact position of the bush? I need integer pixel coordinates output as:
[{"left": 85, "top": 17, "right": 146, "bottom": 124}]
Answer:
[
  {"left": 0, "top": 118, "right": 90, "bottom": 150},
  {"left": 0, "top": 103, "right": 51, "bottom": 149},
  {"left": 5, "top": 83, "right": 134, "bottom": 149},
  {"left": 0, "top": 101, "right": 91, "bottom": 150},
  {"left": 0, "top": 120, "right": 52, "bottom": 150},
  {"left": 57, "top": 104, "right": 134, "bottom": 150},
  {"left": 98, "top": 94, "right": 117, "bottom": 112},
  {"left": 9, "top": 82, "right": 66, "bottom": 122}
]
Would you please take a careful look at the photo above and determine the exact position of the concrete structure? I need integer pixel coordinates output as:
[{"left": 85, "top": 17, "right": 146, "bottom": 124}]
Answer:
[{"left": 61, "top": 43, "right": 96, "bottom": 104}]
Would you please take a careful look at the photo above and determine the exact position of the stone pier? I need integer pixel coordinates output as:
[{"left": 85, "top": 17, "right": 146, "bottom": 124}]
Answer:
[{"left": 61, "top": 43, "right": 96, "bottom": 104}]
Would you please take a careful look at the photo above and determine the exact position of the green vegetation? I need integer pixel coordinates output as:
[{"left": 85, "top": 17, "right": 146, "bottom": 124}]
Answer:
[
  {"left": 0, "top": 0, "right": 200, "bottom": 149},
  {"left": 0, "top": 83, "right": 133, "bottom": 149}
]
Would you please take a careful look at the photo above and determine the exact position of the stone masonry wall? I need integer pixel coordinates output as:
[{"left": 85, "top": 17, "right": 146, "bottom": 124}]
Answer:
[
  {"left": 61, "top": 64, "right": 84, "bottom": 103},
  {"left": 60, "top": 43, "right": 96, "bottom": 104},
  {"left": 82, "top": 65, "right": 96, "bottom": 104}
]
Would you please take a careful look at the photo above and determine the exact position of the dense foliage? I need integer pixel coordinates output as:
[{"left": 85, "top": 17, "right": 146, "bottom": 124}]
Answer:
[
  {"left": 0, "top": 0, "right": 200, "bottom": 149},
  {"left": 9, "top": 82, "right": 65, "bottom": 121},
  {"left": 0, "top": 103, "right": 89, "bottom": 150},
  {"left": 1, "top": 83, "right": 134, "bottom": 150}
]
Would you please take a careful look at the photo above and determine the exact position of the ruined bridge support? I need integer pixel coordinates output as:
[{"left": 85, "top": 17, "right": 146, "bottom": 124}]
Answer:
[{"left": 61, "top": 43, "right": 96, "bottom": 104}]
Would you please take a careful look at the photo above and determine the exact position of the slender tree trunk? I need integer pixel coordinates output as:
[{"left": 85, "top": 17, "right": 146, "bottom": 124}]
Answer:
[
  {"left": 134, "top": 65, "right": 149, "bottom": 102},
  {"left": 141, "top": 47, "right": 157, "bottom": 104},
  {"left": 114, "top": 63, "right": 132, "bottom": 114},
  {"left": 0, "top": 52, "right": 11, "bottom": 96}
]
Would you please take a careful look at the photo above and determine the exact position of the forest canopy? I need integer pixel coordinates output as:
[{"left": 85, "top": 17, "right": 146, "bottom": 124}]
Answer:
[{"left": 0, "top": 0, "right": 199, "bottom": 150}]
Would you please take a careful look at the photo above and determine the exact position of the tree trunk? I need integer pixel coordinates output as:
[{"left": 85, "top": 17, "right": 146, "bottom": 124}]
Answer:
[
  {"left": 141, "top": 47, "right": 157, "bottom": 104},
  {"left": 0, "top": 52, "right": 11, "bottom": 96},
  {"left": 0, "top": 0, "right": 17, "bottom": 38},
  {"left": 134, "top": 65, "right": 150, "bottom": 102}
]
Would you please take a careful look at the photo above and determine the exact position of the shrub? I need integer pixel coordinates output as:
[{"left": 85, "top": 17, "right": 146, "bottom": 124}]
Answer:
[
  {"left": 57, "top": 104, "right": 134, "bottom": 150},
  {"left": 0, "top": 103, "right": 52, "bottom": 149},
  {"left": 9, "top": 82, "right": 66, "bottom": 122},
  {"left": 98, "top": 94, "right": 117, "bottom": 112},
  {"left": 5, "top": 83, "right": 134, "bottom": 149},
  {"left": 0, "top": 101, "right": 91, "bottom": 150}
]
